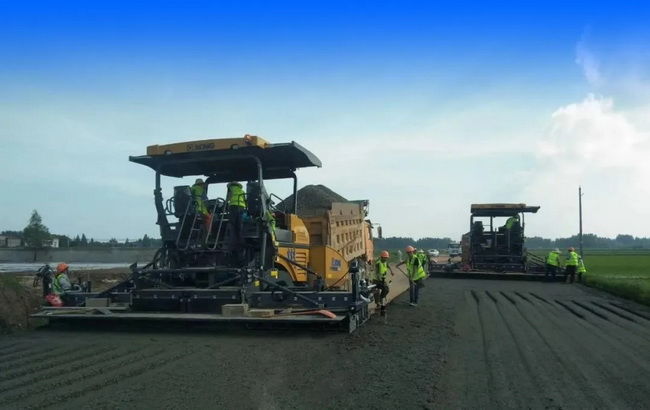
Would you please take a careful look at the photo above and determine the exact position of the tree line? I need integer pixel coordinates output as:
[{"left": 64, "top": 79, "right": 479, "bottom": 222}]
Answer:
[
  {"left": 375, "top": 233, "right": 650, "bottom": 250},
  {"left": 1, "top": 210, "right": 162, "bottom": 249}
]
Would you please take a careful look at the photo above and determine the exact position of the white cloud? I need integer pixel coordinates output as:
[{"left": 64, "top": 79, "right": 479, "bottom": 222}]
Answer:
[
  {"left": 522, "top": 94, "right": 650, "bottom": 238},
  {"left": 575, "top": 32, "right": 602, "bottom": 87}
]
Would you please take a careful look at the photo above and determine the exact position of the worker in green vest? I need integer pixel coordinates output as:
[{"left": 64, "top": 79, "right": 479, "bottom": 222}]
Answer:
[
  {"left": 53, "top": 263, "right": 72, "bottom": 295},
  {"left": 373, "top": 250, "right": 395, "bottom": 315},
  {"left": 577, "top": 255, "right": 587, "bottom": 283},
  {"left": 397, "top": 245, "right": 426, "bottom": 307},
  {"left": 191, "top": 179, "right": 209, "bottom": 215},
  {"left": 191, "top": 178, "right": 213, "bottom": 238},
  {"left": 504, "top": 214, "right": 520, "bottom": 230},
  {"left": 226, "top": 181, "right": 247, "bottom": 263},
  {"left": 564, "top": 246, "right": 579, "bottom": 284},
  {"left": 265, "top": 209, "right": 277, "bottom": 245},
  {"left": 545, "top": 248, "right": 561, "bottom": 282},
  {"left": 417, "top": 249, "right": 428, "bottom": 273}
]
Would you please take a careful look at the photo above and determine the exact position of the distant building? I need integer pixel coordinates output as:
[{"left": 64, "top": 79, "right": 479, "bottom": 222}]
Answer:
[
  {"left": 0, "top": 235, "right": 7, "bottom": 247},
  {"left": 6, "top": 236, "right": 22, "bottom": 248},
  {"left": 42, "top": 238, "right": 60, "bottom": 248}
]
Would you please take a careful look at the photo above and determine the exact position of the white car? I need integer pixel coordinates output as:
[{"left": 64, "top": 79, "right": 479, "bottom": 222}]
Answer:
[{"left": 428, "top": 249, "right": 440, "bottom": 257}]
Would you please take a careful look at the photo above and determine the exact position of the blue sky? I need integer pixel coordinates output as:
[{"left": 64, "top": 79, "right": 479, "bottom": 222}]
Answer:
[{"left": 2, "top": 0, "right": 650, "bottom": 241}]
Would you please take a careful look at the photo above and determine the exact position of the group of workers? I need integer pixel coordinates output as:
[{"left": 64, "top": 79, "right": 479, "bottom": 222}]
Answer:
[
  {"left": 374, "top": 246, "right": 428, "bottom": 311},
  {"left": 190, "top": 178, "right": 277, "bottom": 262},
  {"left": 545, "top": 246, "right": 587, "bottom": 283}
]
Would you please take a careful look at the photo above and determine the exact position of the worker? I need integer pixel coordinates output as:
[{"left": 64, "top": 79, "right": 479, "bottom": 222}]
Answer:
[
  {"left": 417, "top": 249, "right": 428, "bottom": 273},
  {"left": 191, "top": 178, "right": 209, "bottom": 215},
  {"left": 577, "top": 255, "right": 587, "bottom": 283},
  {"left": 191, "top": 178, "right": 212, "bottom": 233},
  {"left": 397, "top": 250, "right": 403, "bottom": 263},
  {"left": 226, "top": 181, "right": 247, "bottom": 262},
  {"left": 373, "top": 250, "right": 395, "bottom": 315},
  {"left": 265, "top": 209, "right": 277, "bottom": 245},
  {"left": 396, "top": 246, "right": 426, "bottom": 307},
  {"left": 564, "top": 246, "right": 579, "bottom": 284},
  {"left": 53, "top": 263, "right": 72, "bottom": 296},
  {"left": 503, "top": 214, "right": 520, "bottom": 230},
  {"left": 545, "top": 248, "right": 562, "bottom": 282}
]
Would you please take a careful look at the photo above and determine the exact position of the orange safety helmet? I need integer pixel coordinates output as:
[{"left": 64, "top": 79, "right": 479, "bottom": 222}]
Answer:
[
  {"left": 405, "top": 245, "right": 415, "bottom": 253},
  {"left": 56, "top": 262, "right": 69, "bottom": 273},
  {"left": 380, "top": 250, "right": 390, "bottom": 258}
]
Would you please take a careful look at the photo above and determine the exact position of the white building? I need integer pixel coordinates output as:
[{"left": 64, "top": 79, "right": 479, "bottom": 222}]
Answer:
[{"left": 42, "top": 238, "right": 60, "bottom": 248}]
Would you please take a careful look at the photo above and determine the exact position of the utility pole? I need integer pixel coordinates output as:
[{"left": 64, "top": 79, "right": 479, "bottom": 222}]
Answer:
[{"left": 579, "top": 186, "right": 584, "bottom": 257}]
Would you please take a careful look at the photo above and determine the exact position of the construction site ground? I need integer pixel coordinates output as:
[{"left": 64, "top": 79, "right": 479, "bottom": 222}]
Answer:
[{"left": 2, "top": 269, "right": 650, "bottom": 409}]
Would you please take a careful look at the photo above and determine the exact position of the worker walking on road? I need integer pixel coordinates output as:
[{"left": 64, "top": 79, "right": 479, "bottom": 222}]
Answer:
[
  {"left": 373, "top": 250, "right": 395, "bottom": 315},
  {"left": 545, "top": 248, "right": 561, "bottom": 282},
  {"left": 564, "top": 247, "right": 579, "bottom": 284},
  {"left": 226, "top": 181, "right": 247, "bottom": 263},
  {"left": 397, "top": 246, "right": 426, "bottom": 307}
]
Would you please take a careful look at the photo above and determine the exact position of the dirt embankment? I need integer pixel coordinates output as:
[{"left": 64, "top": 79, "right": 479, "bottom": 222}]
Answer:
[
  {"left": 0, "top": 276, "right": 42, "bottom": 333},
  {"left": 0, "top": 268, "right": 130, "bottom": 334}
]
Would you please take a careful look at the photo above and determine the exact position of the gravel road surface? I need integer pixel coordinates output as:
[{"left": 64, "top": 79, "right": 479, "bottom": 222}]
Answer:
[{"left": 1, "top": 278, "right": 649, "bottom": 409}]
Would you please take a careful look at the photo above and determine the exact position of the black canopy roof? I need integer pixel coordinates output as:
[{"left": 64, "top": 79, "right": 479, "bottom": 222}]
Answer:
[
  {"left": 129, "top": 141, "right": 322, "bottom": 182},
  {"left": 470, "top": 204, "right": 540, "bottom": 217}
]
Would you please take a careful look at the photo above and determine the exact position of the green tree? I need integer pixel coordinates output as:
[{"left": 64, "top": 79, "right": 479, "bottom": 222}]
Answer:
[
  {"left": 23, "top": 210, "right": 50, "bottom": 248},
  {"left": 142, "top": 234, "right": 152, "bottom": 248},
  {"left": 80, "top": 234, "right": 88, "bottom": 247}
]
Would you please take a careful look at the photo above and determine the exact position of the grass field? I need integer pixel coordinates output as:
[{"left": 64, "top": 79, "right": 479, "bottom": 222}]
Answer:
[{"left": 377, "top": 248, "right": 650, "bottom": 306}]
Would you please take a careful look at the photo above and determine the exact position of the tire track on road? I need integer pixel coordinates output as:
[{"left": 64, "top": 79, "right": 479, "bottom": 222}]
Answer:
[
  {"left": 563, "top": 301, "right": 650, "bottom": 369},
  {"left": 23, "top": 348, "right": 196, "bottom": 410},
  {"left": 0, "top": 346, "right": 74, "bottom": 372},
  {"left": 491, "top": 291, "right": 566, "bottom": 409},
  {"left": 0, "top": 342, "right": 23, "bottom": 354},
  {"left": 0, "top": 346, "right": 146, "bottom": 395},
  {"left": 609, "top": 302, "right": 650, "bottom": 321},
  {"left": 523, "top": 294, "right": 648, "bottom": 408},
  {"left": 510, "top": 292, "right": 608, "bottom": 407},
  {"left": 589, "top": 301, "right": 650, "bottom": 338},
  {"left": 0, "top": 345, "right": 110, "bottom": 384},
  {"left": 476, "top": 290, "right": 532, "bottom": 409},
  {"left": 0, "top": 347, "right": 168, "bottom": 404}
]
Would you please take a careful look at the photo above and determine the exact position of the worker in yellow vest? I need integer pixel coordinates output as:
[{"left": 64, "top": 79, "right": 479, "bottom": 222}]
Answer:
[
  {"left": 416, "top": 249, "right": 428, "bottom": 273},
  {"left": 226, "top": 181, "right": 247, "bottom": 263},
  {"left": 577, "top": 255, "right": 587, "bottom": 283},
  {"left": 373, "top": 250, "right": 395, "bottom": 315},
  {"left": 564, "top": 247, "right": 579, "bottom": 284},
  {"left": 396, "top": 245, "right": 426, "bottom": 307},
  {"left": 191, "top": 178, "right": 213, "bottom": 235},
  {"left": 545, "top": 248, "right": 561, "bottom": 282}
]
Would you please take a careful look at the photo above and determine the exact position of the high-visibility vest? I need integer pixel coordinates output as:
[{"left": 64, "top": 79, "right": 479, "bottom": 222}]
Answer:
[
  {"left": 417, "top": 252, "right": 427, "bottom": 266},
  {"left": 578, "top": 258, "right": 587, "bottom": 273},
  {"left": 375, "top": 260, "right": 388, "bottom": 280},
  {"left": 228, "top": 185, "right": 246, "bottom": 208},
  {"left": 566, "top": 251, "right": 579, "bottom": 266},
  {"left": 191, "top": 184, "right": 209, "bottom": 215},
  {"left": 505, "top": 217, "right": 518, "bottom": 229},
  {"left": 546, "top": 251, "right": 560, "bottom": 267},
  {"left": 53, "top": 273, "right": 70, "bottom": 295},
  {"left": 407, "top": 255, "right": 426, "bottom": 281}
]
